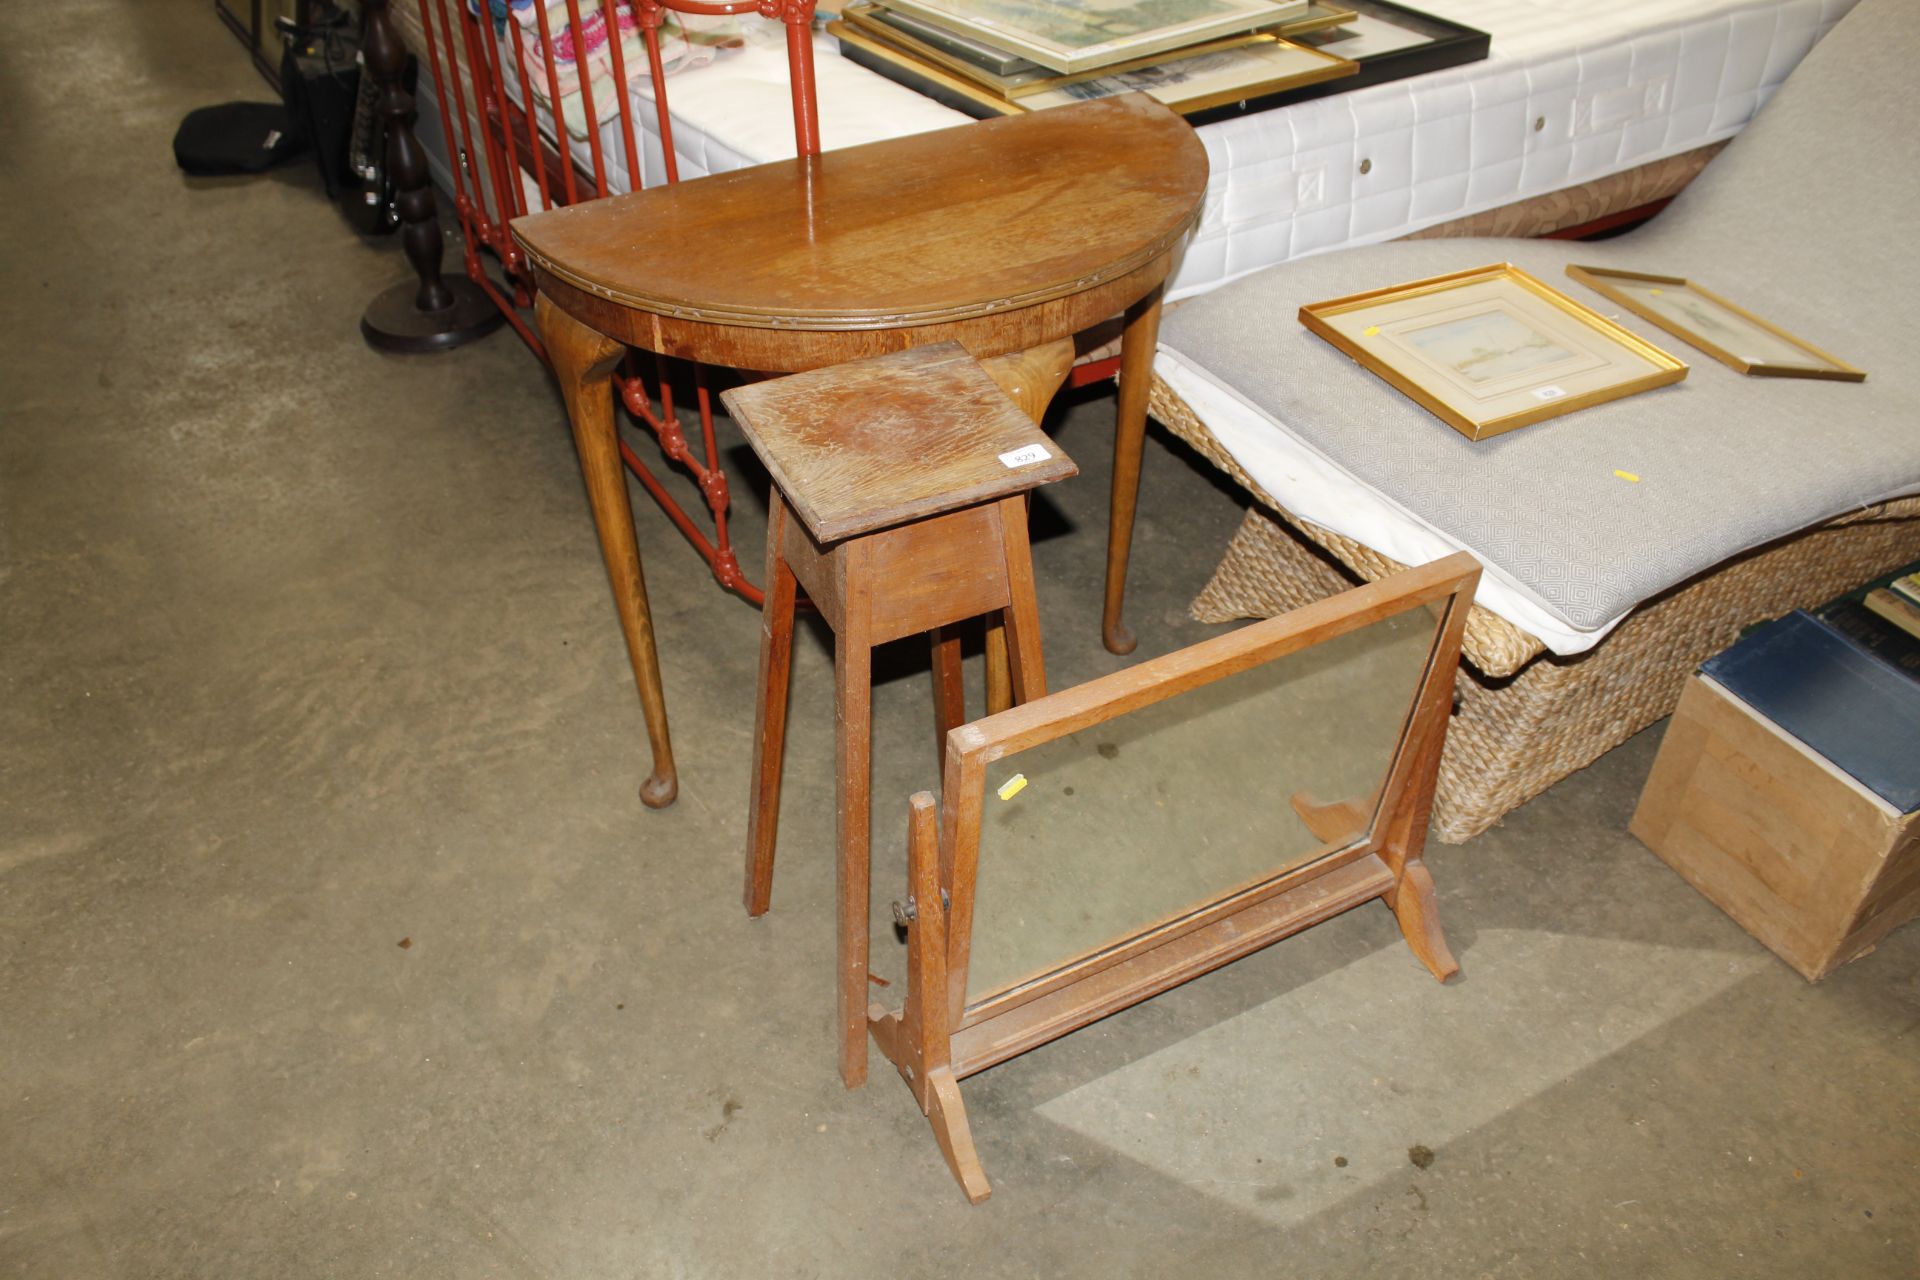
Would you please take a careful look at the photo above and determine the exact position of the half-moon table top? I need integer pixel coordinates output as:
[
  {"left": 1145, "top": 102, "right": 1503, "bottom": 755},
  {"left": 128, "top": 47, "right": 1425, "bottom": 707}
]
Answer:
[{"left": 511, "top": 94, "right": 1209, "bottom": 337}]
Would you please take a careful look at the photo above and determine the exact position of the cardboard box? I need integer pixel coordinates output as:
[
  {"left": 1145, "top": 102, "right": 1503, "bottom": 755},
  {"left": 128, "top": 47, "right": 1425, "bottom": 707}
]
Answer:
[{"left": 1631, "top": 675, "right": 1920, "bottom": 981}]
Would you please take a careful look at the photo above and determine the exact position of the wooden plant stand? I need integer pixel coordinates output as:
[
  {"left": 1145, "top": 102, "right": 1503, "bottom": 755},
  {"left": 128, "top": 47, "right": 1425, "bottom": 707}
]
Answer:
[{"left": 721, "top": 344, "right": 1078, "bottom": 1089}]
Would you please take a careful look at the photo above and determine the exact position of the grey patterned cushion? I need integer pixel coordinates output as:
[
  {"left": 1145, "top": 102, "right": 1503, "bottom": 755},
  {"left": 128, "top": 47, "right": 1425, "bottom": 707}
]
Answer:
[{"left": 1158, "top": 0, "right": 1920, "bottom": 631}]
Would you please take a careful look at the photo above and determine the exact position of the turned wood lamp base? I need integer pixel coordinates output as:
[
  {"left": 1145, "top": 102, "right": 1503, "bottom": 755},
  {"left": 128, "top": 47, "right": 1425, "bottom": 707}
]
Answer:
[
  {"left": 361, "top": 276, "right": 504, "bottom": 355},
  {"left": 356, "top": 0, "right": 504, "bottom": 357}
]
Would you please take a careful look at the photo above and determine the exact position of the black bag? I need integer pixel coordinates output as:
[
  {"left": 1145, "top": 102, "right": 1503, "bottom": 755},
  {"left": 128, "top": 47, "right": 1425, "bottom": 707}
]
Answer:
[{"left": 171, "top": 102, "right": 306, "bottom": 176}]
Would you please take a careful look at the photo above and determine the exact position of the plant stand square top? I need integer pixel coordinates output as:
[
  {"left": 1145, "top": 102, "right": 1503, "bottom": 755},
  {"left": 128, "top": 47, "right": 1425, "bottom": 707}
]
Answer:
[{"left": 721, "top": 343, "right": 1078, "bottom": 542}]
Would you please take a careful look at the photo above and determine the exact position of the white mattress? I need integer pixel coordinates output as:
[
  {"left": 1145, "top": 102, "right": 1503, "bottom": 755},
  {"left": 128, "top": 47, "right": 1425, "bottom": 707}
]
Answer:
[
  {"left": 1150, "top": 0, "right": 1863, "bottom": 656},
  {"left": 1169, "top": 0, "right": 1859, "bottom": 300},
  {"left": 413, "top": 0, "right": 1854, "bottom": 297}
]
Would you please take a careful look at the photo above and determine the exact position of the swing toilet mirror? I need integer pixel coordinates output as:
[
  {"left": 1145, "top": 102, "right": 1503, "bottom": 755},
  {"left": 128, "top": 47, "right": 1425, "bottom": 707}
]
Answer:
[{"left": 866, "top": 552, "right": 1481, "bottom": 1203}]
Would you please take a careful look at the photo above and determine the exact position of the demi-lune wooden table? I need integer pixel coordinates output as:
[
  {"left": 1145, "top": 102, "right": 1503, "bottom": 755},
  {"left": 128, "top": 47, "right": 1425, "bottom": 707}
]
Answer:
[{"left": 510, "top": 96, "right": 1206, "bottom": 1042}]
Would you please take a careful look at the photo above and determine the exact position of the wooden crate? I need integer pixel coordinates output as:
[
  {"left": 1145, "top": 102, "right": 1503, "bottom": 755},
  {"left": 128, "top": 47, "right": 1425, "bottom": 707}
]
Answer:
[{"left": 1631, "top": 675, "right": 1920, "bottom": 981}]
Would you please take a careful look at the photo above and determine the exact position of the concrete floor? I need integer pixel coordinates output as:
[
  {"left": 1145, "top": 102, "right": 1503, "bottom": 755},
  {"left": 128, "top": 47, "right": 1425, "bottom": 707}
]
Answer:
[{"left": 4, "top": 3, "right": 1917, "bottom": 1275}]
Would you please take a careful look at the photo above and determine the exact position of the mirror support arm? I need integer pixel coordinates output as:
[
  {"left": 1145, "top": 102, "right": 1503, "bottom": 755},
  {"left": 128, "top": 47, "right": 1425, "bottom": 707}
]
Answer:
[{"left": 871, "top": 790, "right": 991, "bottom": 1203}]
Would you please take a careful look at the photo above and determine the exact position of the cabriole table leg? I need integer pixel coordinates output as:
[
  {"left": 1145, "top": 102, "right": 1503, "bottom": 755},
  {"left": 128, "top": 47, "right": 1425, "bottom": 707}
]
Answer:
[{"left": 536, "top": 293, "right": 679, "bottom": 808}]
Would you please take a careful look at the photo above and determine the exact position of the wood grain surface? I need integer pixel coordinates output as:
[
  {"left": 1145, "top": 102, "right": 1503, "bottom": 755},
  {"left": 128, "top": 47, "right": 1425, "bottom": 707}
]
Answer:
[
  {"left": 510, "top": 95, "right": 1207, "bottom": 331},
  {"left": 720, "top": 344, "right": 1077, "bottom": 543},
  {"left": 1631, "top": 676, "right": 1920, "bottom": 981}
]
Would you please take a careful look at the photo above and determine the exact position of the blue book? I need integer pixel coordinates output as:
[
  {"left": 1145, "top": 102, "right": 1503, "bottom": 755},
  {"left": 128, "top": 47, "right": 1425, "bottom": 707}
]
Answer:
[{"left": 1701, "top": 611, "right": 1920, "bottom": 814}]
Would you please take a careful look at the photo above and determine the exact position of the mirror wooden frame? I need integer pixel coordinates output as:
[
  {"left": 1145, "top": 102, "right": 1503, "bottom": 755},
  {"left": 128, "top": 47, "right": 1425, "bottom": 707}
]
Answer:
[{"left": 867, "top": 552, "right": 1481, "bottom": 1202}]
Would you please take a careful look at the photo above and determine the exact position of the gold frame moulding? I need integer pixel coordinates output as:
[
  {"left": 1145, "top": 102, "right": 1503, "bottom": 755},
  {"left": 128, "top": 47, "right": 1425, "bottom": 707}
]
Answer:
[
  {"left": 1567, "top": 265, "right": 1866, "bottom": 382},
  {"left": 1300, "top": 262, "right": 1688, "bottom": 441}
]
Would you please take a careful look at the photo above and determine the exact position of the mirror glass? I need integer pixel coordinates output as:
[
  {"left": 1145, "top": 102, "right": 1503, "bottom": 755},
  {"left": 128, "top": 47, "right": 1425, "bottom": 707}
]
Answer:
[{"left": 964, "top": 607, "right": 1438, "bottom": 1008}]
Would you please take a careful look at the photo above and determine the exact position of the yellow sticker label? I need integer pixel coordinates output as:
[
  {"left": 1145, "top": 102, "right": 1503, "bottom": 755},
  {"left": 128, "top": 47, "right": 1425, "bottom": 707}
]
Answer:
[
  {"left": 997, "top": 774, "right": 1028, "bottom": 801},
  {"left": 1614, "top": 469, "right": 1640, "bottom": 482},
  {"left": 1362, "top": 325, "right": 1382, "bottom": 337},
  {"left": 1648, "top": 288, "right": 1663, "bottom": 296}
]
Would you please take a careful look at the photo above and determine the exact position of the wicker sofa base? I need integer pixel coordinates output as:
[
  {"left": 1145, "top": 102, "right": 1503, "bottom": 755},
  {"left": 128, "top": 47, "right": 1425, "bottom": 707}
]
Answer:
[{"left": 1150, "top": 373, "right": 1920, "bottom": 843}]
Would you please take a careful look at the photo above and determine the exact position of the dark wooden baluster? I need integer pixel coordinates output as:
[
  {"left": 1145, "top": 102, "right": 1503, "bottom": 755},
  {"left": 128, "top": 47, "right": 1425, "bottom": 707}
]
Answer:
[{"left": 359, "top": 0, "right": 504, "bottom": 353}]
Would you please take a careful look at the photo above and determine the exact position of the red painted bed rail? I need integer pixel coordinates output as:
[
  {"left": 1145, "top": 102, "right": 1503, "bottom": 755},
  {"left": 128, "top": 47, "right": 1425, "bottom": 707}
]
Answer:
[{"left": 412, "top": 0, "right": 823, "bottom": 604}]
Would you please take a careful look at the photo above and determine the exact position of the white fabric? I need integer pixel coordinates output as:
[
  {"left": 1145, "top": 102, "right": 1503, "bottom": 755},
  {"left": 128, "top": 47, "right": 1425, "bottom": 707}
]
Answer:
[
  {"left": 1169, "top": 0, "right": 1858, "bottom": 299},
  {"left": 414, "top": 0, "right": 1854, "bottom": 295},
  {"left": 500, "top": 26, "right": 971, "bottom": 194}
]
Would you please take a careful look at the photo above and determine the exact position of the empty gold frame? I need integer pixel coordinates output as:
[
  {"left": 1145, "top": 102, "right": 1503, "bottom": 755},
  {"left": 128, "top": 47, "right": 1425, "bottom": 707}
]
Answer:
[
  {"left": 867, "top": 553, "right": 1482, "bottom": 1202},
  {"left": 1300, "top": 263, "right": 1688, "bottom": 440},
  {"left": 1567, "top": 265, "right": 1866, "bottom": 381}
]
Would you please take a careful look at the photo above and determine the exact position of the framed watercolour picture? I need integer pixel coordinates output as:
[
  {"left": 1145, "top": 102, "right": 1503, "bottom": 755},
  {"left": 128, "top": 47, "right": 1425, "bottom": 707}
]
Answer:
[
  {"left": 1299, "top": 263, "right": 1689, "bottom": 441},
  {"left": 1013, "top": 35, "right": 1354, "bottom": 112},
  {"left": 840, "top": 1, "right": 1356, "bottom": 97},
  {"left": 880, "top": 0, "right": 1311, "bottom": 75},
  {"left": 1566, "top": 266, "right": 1866, "bottom": 382}
]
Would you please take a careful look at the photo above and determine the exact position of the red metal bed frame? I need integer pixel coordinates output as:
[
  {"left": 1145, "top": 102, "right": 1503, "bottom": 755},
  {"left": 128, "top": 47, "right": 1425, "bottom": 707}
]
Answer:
[{"left": 378, "top": 0, "right": 826, "bottom": 604}]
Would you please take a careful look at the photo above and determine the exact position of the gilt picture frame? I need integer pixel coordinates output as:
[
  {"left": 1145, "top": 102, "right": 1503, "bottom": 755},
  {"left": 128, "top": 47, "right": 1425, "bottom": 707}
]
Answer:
[
  {"left": 1566, "top": 265, "right": 1865, "bottom": 382},
  {"left": 1300, "top": 263, "right": 1689, "bottom": 441},
  {"left": 880, "top": 0, "right": 1311, "bottom": 75},
  {"left": 1013, "top": 35, "right": 1354, "bottom": 112}
]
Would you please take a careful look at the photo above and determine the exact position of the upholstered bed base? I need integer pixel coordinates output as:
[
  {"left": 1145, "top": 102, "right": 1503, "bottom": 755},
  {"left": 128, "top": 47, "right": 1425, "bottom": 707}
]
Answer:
[
  {"left": 1149, "top": 370, "right": 1920, "bottom": 844},
  {"left": 1145, "top": 20, "right": 1920, "bottom": 847}
]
